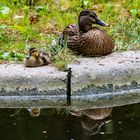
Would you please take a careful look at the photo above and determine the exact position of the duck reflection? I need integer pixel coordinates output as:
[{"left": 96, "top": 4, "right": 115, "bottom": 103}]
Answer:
[
  {"left": 70, "top": 108, "right": 114, "bottom": 138},
  {"left": 81, "top": 116, "right": 114, "bottom": 137},
  {"left": 81, "top": 116, "right": 105, "bottom": 136},
  {"left": 70, "top": 108, "right": 112, "bottom": 120}
]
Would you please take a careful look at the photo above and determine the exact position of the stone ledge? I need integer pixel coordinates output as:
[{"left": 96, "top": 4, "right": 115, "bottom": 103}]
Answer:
[
  {"left": 0, "top": 50, "right": 140, "bottom": 108},
  {"left": 69, "top": 50, "right": 140, "bottom": 90}
]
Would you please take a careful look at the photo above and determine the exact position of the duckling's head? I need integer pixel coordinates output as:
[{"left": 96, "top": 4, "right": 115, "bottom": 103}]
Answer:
[
  {"left": 28, "top": 47, "right": 39, "bottom": 58},
  {"left": 78, "top": 10, "right": 110, "bottom": 32}
]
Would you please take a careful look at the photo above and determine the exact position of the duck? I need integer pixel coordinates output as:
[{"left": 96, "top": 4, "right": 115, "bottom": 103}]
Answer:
[
  {"left": 61, "top": 9, "right": 114, "bottom": 56},
  {"left": 24, "top": 47, "right": 51, "bottom": 67}
]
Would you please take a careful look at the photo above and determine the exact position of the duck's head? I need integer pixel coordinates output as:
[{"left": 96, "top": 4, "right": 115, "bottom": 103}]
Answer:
[{"left": 78, "top": 10, "right": 110, "bottom": 32}]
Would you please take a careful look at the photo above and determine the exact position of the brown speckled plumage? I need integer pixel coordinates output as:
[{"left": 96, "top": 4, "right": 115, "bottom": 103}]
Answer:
[
  {"left": 62, "top": 10, "right": 115, "bottom": 56},
  {"left": 63, "top": 24, "right": 79, "bottom": 36}
]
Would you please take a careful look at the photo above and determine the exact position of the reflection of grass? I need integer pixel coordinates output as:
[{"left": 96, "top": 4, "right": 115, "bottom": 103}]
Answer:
[{"left": 0, "top": 0, "right": 139, "bottom": 69}]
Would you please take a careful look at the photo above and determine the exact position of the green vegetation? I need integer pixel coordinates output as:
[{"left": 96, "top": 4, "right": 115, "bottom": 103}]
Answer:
[{"left": 0, "top": 0, "right": 139, "bottom": 69}]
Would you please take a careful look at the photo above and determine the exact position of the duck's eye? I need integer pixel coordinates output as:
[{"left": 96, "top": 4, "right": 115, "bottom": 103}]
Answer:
[
  {"left": 91, "top": 17, "right": 96, "bottom": 22},
  {"left": 88, "top": 15, "right": 96, "bottom": 22},
  {"left": 89, "top": 14, "right": 96, "bottom": 18}
]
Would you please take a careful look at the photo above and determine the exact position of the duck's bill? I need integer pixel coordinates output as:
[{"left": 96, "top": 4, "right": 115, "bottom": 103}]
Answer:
[{"left": 96, "top": 18, "right": 110, "bottom": 27}]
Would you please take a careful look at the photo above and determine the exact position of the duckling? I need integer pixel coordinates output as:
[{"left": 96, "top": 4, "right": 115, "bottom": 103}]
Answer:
[
  {"left": 24, "top": 47, "right": 50, "bottom": 67},
  {"left": 61, "top": 10, "right": 114, "bottom": 56}
]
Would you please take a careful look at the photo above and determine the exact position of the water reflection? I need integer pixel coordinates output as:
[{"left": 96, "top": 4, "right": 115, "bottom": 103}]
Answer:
[
  {"left": 0, "top": 103, "right": 140, "bottom": 140},
  {"left": 27, "top": 108, "right": 41, "bottom": 117},
  {"left": 81, "top": 116, "right": 113, "bottom": 136}
]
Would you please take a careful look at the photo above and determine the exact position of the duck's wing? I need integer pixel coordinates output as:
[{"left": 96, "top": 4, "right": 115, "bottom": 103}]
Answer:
[
  {"left": 79, "top": 29, "right": 114, "bottom": 55},
  {"left": 59, "top": 24, "right": 79, "bottom": 48},
  {"left": 67, "top": 35, "right": 81, "bottom": 52},
  {"left": 63, "top": 24, "right": 79, "bottom": 36}
]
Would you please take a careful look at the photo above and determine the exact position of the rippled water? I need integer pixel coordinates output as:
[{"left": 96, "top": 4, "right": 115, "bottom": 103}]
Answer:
[{"left": 0, "top": 103, "right": 140, "bottom": 140}]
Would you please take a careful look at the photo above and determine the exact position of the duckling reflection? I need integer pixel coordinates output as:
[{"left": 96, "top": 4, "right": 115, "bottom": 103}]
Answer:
[
  {"left": 27, "top": 107, "right": 41, "bottom": 117},
  {"left": 24, "top": 47, "right": 50, "bottom": 67}
]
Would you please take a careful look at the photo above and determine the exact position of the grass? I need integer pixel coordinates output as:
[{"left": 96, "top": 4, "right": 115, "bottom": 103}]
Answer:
[{"left": 0, "top": 0, "right": 139, "bottom": 69}]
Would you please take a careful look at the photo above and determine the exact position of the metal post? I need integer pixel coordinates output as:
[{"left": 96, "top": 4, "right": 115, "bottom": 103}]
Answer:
[{"left": 66, "top": 68, "right": 72, "bottom": 106}]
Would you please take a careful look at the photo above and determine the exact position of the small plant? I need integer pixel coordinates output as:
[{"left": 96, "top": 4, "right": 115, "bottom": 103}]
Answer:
[
  {"left": 51, "top": 37, "right": 76, "bottom": 70},
  {"left": 0, "top": 5, "right": 10, "bottom": 14},
  {"left": 0, "top": 51, "right": 25, "bottom": 61}
]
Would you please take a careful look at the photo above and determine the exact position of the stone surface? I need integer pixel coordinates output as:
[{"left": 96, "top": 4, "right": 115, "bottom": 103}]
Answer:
[
  {"left": 0, "top": 64, "right": 67, "bottom": 94},
  {"left": 69, "top": 50, "right": 140, "bottom": 90},
  {"left": 0, "top": 50, "right": 140, "bottom": 108}
]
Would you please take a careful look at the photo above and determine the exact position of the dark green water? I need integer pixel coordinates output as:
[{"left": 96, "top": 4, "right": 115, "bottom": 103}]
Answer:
[{"left": 0, "top": 103, "right": 140, "bottom": 140}]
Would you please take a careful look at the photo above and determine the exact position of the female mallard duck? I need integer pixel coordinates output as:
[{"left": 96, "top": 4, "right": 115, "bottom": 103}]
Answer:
[
  {"left": 24, "top": 47, "right": 50, "bottom": 67},
  {"left": 61, "top": 10, "right": 114, "bottom": 56}
]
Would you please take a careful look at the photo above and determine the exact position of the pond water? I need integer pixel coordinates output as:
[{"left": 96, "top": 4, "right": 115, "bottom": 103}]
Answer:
[{"left": 0, "top": 103, "right": 140, "bottom": 140}]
